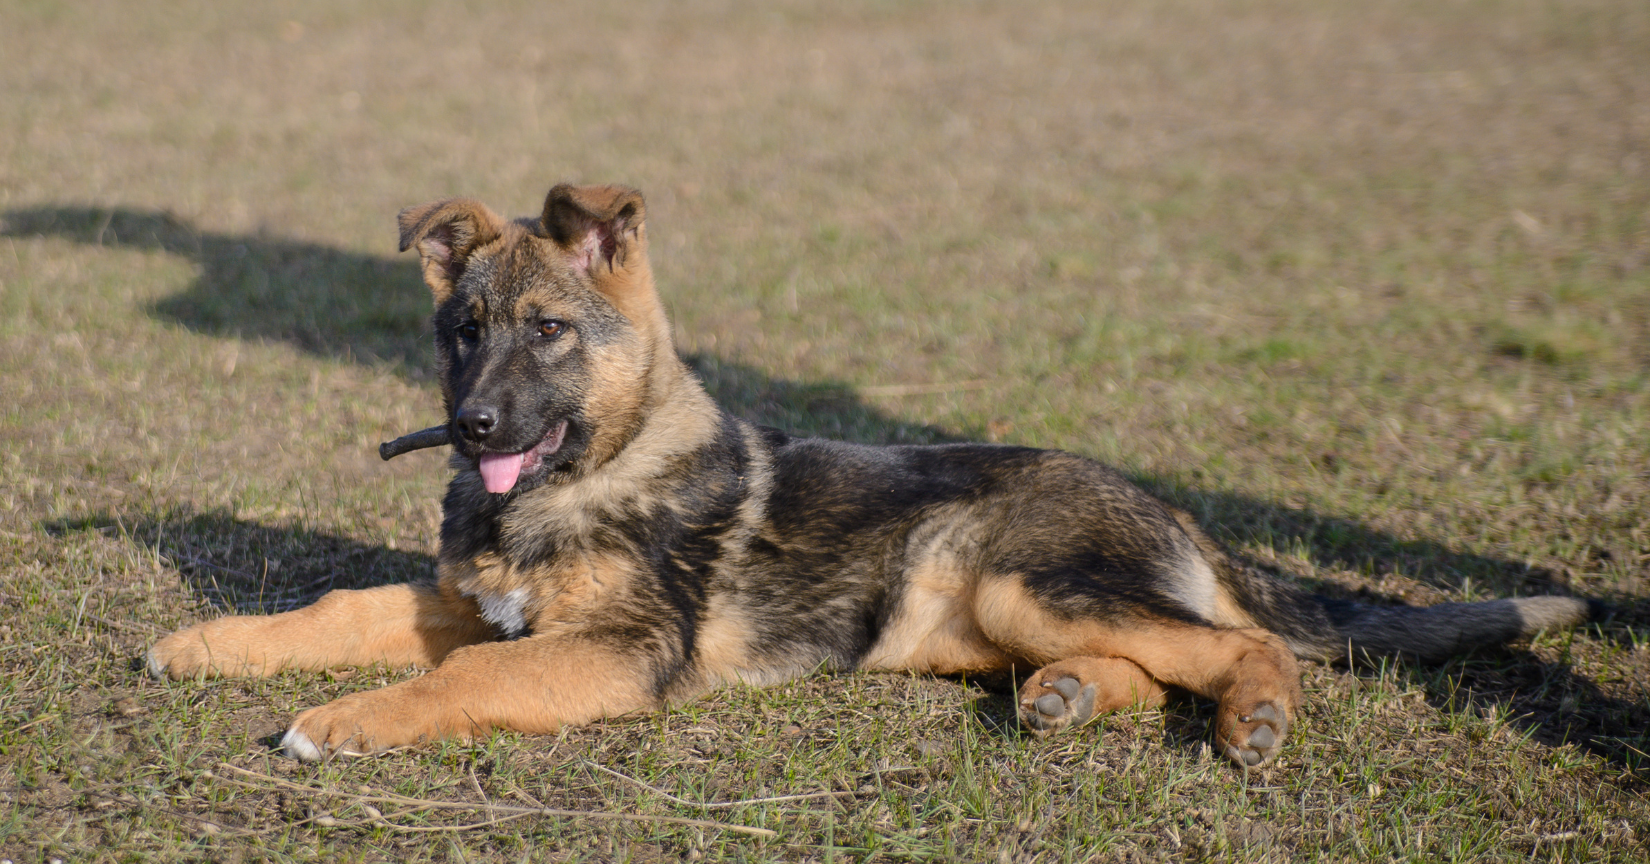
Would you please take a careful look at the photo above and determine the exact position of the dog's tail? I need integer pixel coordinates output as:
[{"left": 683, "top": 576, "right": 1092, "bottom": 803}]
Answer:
[{"left": 1173, "top": 512, "right": 1596, "bottom": 662}]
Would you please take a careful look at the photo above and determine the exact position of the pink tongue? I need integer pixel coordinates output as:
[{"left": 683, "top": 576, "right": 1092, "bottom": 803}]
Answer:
[{"left": 478, "top": 452, "right": 525, "bottom": 494}]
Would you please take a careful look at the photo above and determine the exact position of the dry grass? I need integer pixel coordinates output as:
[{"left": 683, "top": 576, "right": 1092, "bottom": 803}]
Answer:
[{"left": 2, "top": 0, "right": 1647, "bottom": 860}]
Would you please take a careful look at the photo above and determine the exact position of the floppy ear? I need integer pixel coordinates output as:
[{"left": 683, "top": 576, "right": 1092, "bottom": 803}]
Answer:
[
  {"left": 540, "top": 184, "right": 647, "bottom": 278},
  {"left": 397, "top": 198, "right": 505, "bottom": 304}
]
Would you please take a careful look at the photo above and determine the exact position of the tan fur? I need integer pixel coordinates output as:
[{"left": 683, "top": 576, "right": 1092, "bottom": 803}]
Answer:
[
  {"left": 396, "top": 199, "right": 506, "bottom": 305},
  {"left": 147, "top": 583, "right": 495, "bottom": 677},
  {"left": 576, "top": 339, "right": 659, "bottom": 471},
  {"left": 440, "top": 551, "right": 633, "bottom": 633},
  {"left": 684, "top": 603, "right": 761, "bottom": 686},
  {"left": 504, "top": 380, "right": 721, "bottom": 535},
  {"left": 154, "top": 555, "right": 661, "bottom": 756},
  {"left": 859, "top": 514, "right": 1021, "bottom": 674},
  {"left": 285, "top": 636, "right": 659, "bottom": 755},
  {"left": 859, "top": 567, "right": 1021, "bottom": 674},
  {"left": 1211, "top": 586, "right": 1260, "bottom": 630},
  {"left": 974, "top": 575, "right": 1300, "bottom": 760}
]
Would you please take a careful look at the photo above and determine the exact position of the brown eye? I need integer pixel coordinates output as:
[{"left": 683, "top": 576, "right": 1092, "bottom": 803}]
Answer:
[{"left": 538, "top": 320, "right": 565, "bottom": 339}]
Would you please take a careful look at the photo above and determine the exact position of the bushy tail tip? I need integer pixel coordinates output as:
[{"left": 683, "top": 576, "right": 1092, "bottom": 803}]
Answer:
[{"left": 1314, "top": 595, "right": 1592, "bottom": 663}]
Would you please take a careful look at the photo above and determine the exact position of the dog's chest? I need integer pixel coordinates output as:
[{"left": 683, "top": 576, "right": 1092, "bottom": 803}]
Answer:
[
  {"left": 443, "top": 553, "right": 543, "bottom": 639},
  {"left": 444, "top": 547, "right": 609, "bottom": 640},
  {"left": 465, "top": 586, "right": 532, "bottom": 638}
]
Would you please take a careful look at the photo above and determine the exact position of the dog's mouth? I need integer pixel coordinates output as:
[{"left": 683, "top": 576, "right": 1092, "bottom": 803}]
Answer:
[{"left": 477, "top": 419, "right": 570, "bottom": 494}]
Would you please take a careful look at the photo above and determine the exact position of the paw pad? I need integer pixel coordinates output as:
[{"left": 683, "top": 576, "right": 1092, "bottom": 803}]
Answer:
[
  {"left": 1019, "top": 676, "right": 1098, "bottom": 736},
  {"left": 1222, "top": 702, "right": 1287, "bottom": 767}
]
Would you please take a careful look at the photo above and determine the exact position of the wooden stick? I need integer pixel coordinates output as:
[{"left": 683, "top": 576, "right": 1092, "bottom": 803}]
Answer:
[{"left": 379, "top": 425, "right": 450, "bottom": 460}]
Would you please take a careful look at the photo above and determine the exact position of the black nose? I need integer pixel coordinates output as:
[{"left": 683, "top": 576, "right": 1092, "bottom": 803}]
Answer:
[{"left": 455, "top": 404, "right": 500, "bottom": 443}]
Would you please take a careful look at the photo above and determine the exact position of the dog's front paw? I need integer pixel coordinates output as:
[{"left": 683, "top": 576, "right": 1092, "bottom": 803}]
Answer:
[
  {"left": 1215, "top": 700, "right": 1289, "bottom": 768},
  {"left": 147, "top": 618, "right": 281, "bottom": 680},
  {"left": 282, "top": 688, "right": 450, "bottom": 761}
]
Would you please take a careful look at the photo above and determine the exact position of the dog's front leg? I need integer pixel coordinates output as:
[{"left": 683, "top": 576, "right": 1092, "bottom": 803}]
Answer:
[
  {"left": 280, "top": 635, "right": 657, "bottom": 759},
  {"left": 146, "top": 582, "right": 496, "bottom": 679}
]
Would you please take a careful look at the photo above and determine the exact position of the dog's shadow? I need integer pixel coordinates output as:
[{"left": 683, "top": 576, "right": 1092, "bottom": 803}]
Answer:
[
  {"left": 3, "top": 205, "right": 435, "bottom": 375},
  {"left": 14, "top": 205, "right": 1647, "bottom": 782},
  {"left": 45, "top": 509, "right": 436, "bottom": 616}
]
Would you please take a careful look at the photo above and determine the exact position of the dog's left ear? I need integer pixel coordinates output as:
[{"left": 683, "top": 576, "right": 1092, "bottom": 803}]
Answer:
[{"left": 540, "top": 184, "right": 648, "bottom": 279}]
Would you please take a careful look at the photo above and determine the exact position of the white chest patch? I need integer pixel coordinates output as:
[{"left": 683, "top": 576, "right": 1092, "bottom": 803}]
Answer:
[{"left": 468, "top": 587, "right": 531, "bottom": 636}]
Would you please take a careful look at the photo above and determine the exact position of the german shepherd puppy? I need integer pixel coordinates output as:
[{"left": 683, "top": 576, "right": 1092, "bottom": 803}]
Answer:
[{"left": 147, "top": 183, "right": 1591, "bottom": 768}]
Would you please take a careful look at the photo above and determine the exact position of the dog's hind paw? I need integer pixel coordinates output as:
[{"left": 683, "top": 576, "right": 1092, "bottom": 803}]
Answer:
[
  {"left": 1217, "top": 700, "right": 1288, "bottom": 768},
  {"left": 1017, "top": 657, "right": 1170, "bottom": 737},
  {"left": 1019, "top": 675, "right": 1098, "bottom": 736}
]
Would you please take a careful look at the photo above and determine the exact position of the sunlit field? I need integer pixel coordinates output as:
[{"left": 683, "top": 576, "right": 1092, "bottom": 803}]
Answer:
[{"left": 2, "top": 1, "right": 1646, "bottom": 860}]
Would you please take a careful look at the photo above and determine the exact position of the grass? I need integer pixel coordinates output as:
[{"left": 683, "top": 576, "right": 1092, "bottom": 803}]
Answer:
[{"left": 2, "top": 0, "right": 1648, "bottom": 859}]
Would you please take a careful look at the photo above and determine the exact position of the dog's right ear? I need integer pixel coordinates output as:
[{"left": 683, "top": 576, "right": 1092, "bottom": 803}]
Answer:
[{"left": 397, "top": 198, "right": 505, "bottom": 304}]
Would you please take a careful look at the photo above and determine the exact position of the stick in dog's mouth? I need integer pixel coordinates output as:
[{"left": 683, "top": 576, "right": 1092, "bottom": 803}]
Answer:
[{"left": 379, "top": 425, "right": 451, "bottom": 461}]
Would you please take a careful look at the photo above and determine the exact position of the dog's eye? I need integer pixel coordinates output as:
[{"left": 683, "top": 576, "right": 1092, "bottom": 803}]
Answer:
[
  {"left": 457, "top": 322, "right": 480, "bottom": 341},
  {"left": 538, "top": 320, "right": 565, "bottom": 339}
]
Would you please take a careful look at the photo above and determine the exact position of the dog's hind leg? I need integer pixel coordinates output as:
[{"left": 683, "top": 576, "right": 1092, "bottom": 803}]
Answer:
[
  {"left": 1091, "top": 624, "right": 1300, "bottom": 767},
  {"left": 977, "top": 578, "right": 1300, "bottom": 767},
  {"left": 146, "top": 582, "right": 497, "bottom": 679}
]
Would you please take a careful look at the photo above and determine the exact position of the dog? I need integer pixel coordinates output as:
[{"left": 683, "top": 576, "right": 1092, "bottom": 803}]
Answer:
[{"left": 147, "top": 183, "right": 1592, "bottom": 767}]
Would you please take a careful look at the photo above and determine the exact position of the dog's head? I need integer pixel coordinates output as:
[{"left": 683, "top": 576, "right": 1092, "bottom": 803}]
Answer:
[{"left": 398, "top": 184, "right": 670, "bottom": 495}]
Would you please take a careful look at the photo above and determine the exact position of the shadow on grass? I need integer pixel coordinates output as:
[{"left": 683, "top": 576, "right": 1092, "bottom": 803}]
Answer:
[
  {"left": 45, "top": 508, "right": 434, "bottom": 614},
  {"left": 3, "top": 205, "right": 435, "bottom": 374},
  {"left": 17, "top": 205, "right": 1646, "bottom": 781},
  {"left": 1139, "top": 480, "right": 1650, "bottom": 780}
]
